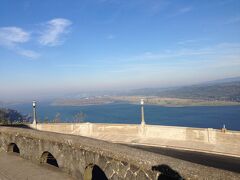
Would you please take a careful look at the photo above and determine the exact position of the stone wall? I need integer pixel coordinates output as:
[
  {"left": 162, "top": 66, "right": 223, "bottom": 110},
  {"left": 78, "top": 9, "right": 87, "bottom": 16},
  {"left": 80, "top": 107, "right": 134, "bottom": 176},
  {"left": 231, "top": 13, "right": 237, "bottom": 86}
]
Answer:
[
  {"left": 1, "top": 126, "right": 240, "bottom": 179},
  {"left": 30, "top": 123, "right": 240, "bottom": 157}
]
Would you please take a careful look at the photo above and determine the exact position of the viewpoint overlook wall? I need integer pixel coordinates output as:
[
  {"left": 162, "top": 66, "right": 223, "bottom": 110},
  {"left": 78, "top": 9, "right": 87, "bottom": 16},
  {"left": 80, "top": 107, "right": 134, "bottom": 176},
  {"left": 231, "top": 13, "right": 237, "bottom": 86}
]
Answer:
[
  {"left": 30, "top": 123, "right": 240, "bottom": 157},
  {"left": 0, "top": 126, "right": 240, "bottom": 180}
]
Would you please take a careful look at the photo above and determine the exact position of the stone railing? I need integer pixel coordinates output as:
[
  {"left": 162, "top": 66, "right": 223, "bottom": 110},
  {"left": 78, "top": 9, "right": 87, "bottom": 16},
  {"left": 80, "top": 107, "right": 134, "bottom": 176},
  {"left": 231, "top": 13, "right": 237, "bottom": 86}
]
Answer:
[{"left": 30, "top": 123, "right": 240, "bottom": 157}]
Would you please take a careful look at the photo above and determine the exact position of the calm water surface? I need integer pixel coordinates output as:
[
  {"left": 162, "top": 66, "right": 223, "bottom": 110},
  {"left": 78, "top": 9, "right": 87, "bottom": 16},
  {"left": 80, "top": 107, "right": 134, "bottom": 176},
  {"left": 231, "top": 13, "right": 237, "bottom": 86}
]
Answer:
[{"left": 5, "top": 103, "right": 240, "bottom": 131}]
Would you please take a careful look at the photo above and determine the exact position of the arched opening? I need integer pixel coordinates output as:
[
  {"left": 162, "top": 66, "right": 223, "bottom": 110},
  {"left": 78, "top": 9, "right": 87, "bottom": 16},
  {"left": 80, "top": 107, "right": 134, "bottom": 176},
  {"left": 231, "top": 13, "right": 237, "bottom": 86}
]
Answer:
[
  {"left": 7, "top": 143, "right": 20, "bottom": 154},
  {"left": 84, "top": 164, "right": 107, "bottom": 180},
  {"left": 152, "top": 164, "right": 183, "bottom": 180},
  {"left": 40, "top": 151, "right": 59, "bottom": 167}
]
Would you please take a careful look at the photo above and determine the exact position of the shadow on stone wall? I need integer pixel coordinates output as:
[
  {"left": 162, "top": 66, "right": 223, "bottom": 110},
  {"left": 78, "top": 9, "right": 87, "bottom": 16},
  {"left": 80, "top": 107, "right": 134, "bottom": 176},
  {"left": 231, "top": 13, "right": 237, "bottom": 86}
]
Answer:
[{"left": 152, "top": 164, "right": 184, "bottom": 180}]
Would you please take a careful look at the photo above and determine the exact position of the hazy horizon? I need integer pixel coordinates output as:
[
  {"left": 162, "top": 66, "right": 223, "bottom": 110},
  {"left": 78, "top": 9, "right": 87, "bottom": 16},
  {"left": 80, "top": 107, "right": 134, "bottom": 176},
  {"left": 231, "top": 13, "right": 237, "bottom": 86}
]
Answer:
[
  {"left": 1, "top": 0, "right": 240, "bottom": 101},
  {"left": 0, "top": 75, "right": 239, "bottom": 102}
]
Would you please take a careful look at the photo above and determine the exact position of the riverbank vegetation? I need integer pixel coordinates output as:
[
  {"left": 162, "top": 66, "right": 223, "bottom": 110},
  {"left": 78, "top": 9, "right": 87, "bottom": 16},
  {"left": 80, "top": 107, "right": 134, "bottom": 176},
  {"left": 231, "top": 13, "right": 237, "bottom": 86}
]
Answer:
[{"left": 0, "top": 108, "right": 25, "bottom": 124}]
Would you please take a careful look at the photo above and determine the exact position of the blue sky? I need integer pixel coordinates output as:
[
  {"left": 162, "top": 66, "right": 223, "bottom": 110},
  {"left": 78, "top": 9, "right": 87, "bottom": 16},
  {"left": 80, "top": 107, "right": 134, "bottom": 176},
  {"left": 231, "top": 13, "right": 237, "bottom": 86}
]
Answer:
[{"left": 0, "top": 0, "right": 240, "bottom": 101}]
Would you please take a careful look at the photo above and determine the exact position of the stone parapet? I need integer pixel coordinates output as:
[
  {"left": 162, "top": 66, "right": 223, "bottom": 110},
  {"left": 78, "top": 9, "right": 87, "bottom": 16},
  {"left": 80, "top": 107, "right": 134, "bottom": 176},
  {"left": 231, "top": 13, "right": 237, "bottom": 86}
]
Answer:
[{"left": 29, "top": 123, "right": 240, "bottom": 157}]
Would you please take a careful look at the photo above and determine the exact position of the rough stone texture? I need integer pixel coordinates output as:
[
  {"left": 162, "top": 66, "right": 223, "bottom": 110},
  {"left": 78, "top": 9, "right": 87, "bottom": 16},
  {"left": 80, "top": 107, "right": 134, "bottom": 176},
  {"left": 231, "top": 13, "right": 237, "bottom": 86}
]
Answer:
[
  {"left": 104, "top": 163, "right": 115, "bottom": 178},
  {"left": 136, "top": 170, "right": 149, "bottom": 179},
  {"left": 0, "top": 127, "right": 240, "bottom": 180},
  {"left": 118, "top": 161, "right": 129, "bottom": 178},
  {"left": 125, "top": 170, "right": 135, "bottom": 180}
]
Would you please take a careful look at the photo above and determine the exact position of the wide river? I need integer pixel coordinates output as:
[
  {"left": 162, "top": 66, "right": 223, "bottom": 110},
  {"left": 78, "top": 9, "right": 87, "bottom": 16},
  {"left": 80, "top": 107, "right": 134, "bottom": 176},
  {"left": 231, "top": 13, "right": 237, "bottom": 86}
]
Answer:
[{"left": 6, "top": 103, "right": 240, "bottom": 131}]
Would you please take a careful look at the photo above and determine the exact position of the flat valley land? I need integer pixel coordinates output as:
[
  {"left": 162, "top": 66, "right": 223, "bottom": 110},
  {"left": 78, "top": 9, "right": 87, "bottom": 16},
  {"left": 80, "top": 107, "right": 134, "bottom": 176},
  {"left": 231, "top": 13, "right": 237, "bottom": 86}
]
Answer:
[
  {"left": 112, "top": 96, "right": 240, "bottom": 107},
  {"left": 52, "top": 96, "right": 240, "bottom": 107}
]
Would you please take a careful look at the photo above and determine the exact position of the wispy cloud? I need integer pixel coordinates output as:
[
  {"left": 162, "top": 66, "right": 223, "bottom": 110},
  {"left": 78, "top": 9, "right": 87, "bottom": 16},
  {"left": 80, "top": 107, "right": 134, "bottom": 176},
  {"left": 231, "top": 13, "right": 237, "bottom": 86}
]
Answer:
[
  {"left": 0, "top": 27, "right": 39, "bottom": 58},
  {"left": 57, "top": 43, "right": 240, "bottom": 71},
  {"left": 121, "top": 47, "right": 213, "bottom": 62},
  {"left": 218, "top": 0, "right": 235, "bottom": 5},
  {"left": 0, "top": 18, "right": 72, "bottom": 58},
  {"left": 97, "top": 43, "right": 240, "bottom": 72},
  {"left": 106, "top": 43, "right": 240, "bottom": 77},
  {"left": 107, "top": 34, "right": 115, "bottom": 39},
  {"left": 179, "top": 7, "right": 192, "bottom": 14},
  {"left": 225, "top": 16, "right": 240, "bottom": 24},
  {"left": 57, "top": 64, "right": 89, "bottom": 68},
  {"left": 0, "top": 27, "right": 30, "bottom": 47},
  {"left": 55, "top": 42, "right": 240, "bottom": 87},
  {"left": 177, "top": 39, "right": 199, "bottom": 45},
  {"left": 39, "top": 18, "right": 72, "bottom": 46},
  {"left": 177, "top": 38, "right": 209, "bottom": 46},
  {"left": 16, "top": 48, "right": 40, "bottom": 58},
  {"left": 169, "top": 6, "right": 192, "bottom": 17}
]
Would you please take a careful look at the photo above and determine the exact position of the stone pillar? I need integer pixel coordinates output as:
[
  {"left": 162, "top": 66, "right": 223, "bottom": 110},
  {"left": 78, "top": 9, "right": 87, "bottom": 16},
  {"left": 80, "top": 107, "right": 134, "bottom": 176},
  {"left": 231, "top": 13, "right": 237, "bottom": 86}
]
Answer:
[
  {"left": 88, "top": 123, "right": 93, "bottom": 137},
  {"left": 140, "top": 99, "right": 145, "bottom": 126},
  {"left": 32, "top": 101, "right": 37, "bottom": 126},
  {"left": 221, "top": 124, "right": 227, "bottom": 133},
  {"left": 207, "top": 128, "right": 216, "bottom": 144},
  {"left": 139, "top": 99, "right": 146, "bottom": 137}
]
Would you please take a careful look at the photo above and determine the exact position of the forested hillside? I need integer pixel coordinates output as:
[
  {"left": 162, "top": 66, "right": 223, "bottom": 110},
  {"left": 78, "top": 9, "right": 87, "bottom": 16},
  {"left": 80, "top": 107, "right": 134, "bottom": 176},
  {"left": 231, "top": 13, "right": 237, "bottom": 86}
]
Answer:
[
  {"left": 157, "top": 81, "right": 240, "bottom": 102},
  {"left": 0, "top": 108, "right": 24, "bottom": 124}
]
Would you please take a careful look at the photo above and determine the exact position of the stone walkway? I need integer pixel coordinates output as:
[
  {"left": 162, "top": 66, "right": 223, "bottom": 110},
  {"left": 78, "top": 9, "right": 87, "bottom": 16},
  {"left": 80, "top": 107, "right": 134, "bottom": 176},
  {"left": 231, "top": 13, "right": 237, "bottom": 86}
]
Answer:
[{"left": 0, "top": 152, "right": 74, "bottom": 180}]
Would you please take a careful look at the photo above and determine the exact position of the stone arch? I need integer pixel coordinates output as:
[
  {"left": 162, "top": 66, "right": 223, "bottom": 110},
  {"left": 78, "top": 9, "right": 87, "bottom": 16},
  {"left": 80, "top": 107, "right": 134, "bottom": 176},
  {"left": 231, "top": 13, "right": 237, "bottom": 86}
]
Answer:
[
  {"left": 84, "top": 164, "right": 107, "bottom": 180},
  {"left": 40, "top": 151, "right": 59, "bottom": 167},
  {"left": 7, "top": 143, "right": 20, "bottom": 154}
]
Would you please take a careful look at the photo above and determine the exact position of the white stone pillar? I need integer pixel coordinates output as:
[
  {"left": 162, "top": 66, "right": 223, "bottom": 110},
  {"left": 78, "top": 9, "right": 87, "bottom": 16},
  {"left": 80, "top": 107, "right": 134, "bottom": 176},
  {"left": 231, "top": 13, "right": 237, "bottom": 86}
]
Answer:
[
  {"left": 32, "top": 101, "right": 37, "bottom": 126},
  {"left": 141, "top": 99, "right": 145, "bottom": 125}
]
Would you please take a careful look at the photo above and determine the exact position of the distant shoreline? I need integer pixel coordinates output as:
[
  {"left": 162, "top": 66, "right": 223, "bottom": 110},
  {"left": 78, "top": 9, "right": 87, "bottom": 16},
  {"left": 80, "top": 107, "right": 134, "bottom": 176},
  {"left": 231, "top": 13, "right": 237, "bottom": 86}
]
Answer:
[{"left": 51, "top": 96, "right": 240, "bottom": 107}]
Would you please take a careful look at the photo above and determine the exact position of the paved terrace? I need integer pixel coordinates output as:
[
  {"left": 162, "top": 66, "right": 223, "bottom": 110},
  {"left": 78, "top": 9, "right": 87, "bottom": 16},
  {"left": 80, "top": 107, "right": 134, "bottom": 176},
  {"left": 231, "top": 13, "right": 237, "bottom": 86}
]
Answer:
[
  {"left": 0, "top": 126, "right": 240, "bottom": 180},
  {"left": 0, "top": 152, "right": 73, "bottom": 180}
]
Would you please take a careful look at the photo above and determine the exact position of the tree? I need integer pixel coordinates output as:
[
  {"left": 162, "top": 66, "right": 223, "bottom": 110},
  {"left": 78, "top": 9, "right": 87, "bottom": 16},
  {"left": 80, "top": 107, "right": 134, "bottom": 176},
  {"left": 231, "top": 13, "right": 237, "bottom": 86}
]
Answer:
[
  {"left": 0, "top": 112, "right": 4, "bottom": 123},
  {"left": 74, "top": 112, "right": 86, "bottom": 123},
  {"left": 0, "top": 112, "right": 7, "bottom": 124},
  {"left": 0, "top": 108, "right": 23, "bottom": 125},
  {"left": 53, "top": 113, "right": 61, "bottom": 123},
  {"left": 43, "top": 117, "right": 49, "bottom": 123}
]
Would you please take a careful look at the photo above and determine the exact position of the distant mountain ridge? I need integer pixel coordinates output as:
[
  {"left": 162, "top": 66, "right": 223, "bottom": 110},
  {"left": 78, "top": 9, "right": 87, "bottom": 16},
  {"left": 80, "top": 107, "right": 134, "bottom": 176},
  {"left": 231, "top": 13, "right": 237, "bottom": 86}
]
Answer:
[
  {"left": 199, "top": 76, "right": 240, "bottom": 85},
  {"left": 129, "top": 77, "right": 240, "bottom": 102}
]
